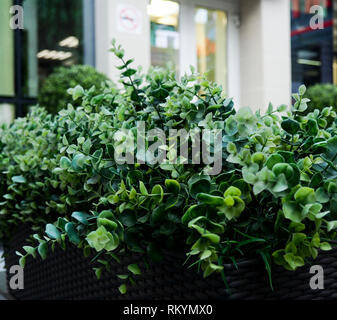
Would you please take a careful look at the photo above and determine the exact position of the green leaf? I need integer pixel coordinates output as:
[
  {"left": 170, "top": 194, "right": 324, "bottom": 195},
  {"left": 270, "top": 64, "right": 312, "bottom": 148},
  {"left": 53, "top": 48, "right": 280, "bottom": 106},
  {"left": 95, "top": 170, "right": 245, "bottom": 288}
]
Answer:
[
  {"left": 92, "top": 148, "right": 103, "bottom": 164},
  {"left": 224, "top": 186, "right": 241, "bottom": 197},
  {"left": 82, "top": 139, "right": 92, "bottom": 154},
  {"left": 226, "top": 142, "right": 237, "bottom": 154},
  {"left": 72, "top": 85, "right": 84, "bottom": 100},
  {"left": 95, "top": 268, "right": 102, "bottom": 280},
  {"left": 283, "top": 201, "right": 303, "bottom": 223},
  {"left": 107, "top": 194, "right": 119, "bottom": 204},
  {"left": 151, "top": 185, "right": 164, "bottom": 203},
  {"left": 98, "top": 217, "right": 118, "bottom": 231},
  {"left": 258, "top": 251, "right": 273, "bottom": 290},
  {"left": 306, "top": 119, "right": 318, "bottom": 136},
  {"left": 225, "top": 116, "right": 238, "bottom": 136},
  {"left": 203, "top": 263, "right": 223, "bottom": 277},
  {"left": 71, "top": 154, "right": 86, "bottom": 171},
  {"left": 189, "top": 179, "right": 211, "bottom": 198},
  {"left": 119, "top": 284, "right": 127, "bottom": 294},
  {"left": 122, "top": 69, "right": 137, "bottom": 77},
  {"left": 105, "top": 233, "right": 119, "bottom": 251},
  {"left": 316, "top": 187, "right": 329, "bottom": 204},
  {"left": 12, "top": 176, "right": 26, "bottom": 184},
  {"left": 65, "top": 223, "right": 81, "bottom": 245},
  {"left": 56, "top": 217, "right": 68, "bottom": 231},
  {"left": 196, "top": 193, "right": 224, "bottom": 206},
  {"left": 200, "top": 250, "right": 212, "bottom": 260},
  {"left": 72, "top": 211, "right": 90, "bottom": 225},
  {"left": 284, "top": 253, "right": 304, "bottom": 270},
  {"left": 320, "top": 242, "right": 332, "bottom": 251},
  {"left": 60, "top": 157, "right": 71, "bottom": 169},
  {"left": 139, "top": 181, "right": 148, "bottom": 196},
  {"left": 151, "top": 204, "right": 166, "bottom": 224},
  {"left": 165, "top": 179, "right": 181, "bottom": 194},
  {"left": 120, "top": 211, "right": 137, "bottom": 227},
  {"left": 267, "top": 102, "right": 273, "bottom": 114},
  {"left": 201, "top": 233, "right": 220, "bottom": 244},
  {"left": 294, "top": 187, "right": 316, "bottom": 204},
  {"left": 310, "top": 233, "right": 320, "bottom": 248},
  {"left": 298, "top": 84, "right": 306, "bottom": 95},
  {"left": 38, "top": 242, "right": 48, "bottom": 260},
  {"left": 289, "top": 222, "right": 305, "bottom": 232},
  {"left": 127, "top": 264, "right": 141, "bottom": 275},
  {"left": 327, "top": 220, "right": 337, "bottom": 232},
  {"left": 45, "top": 224, "right": 61, "bottom": 240},
  {"left": 19, "top": 256, "right": 26, "bottom": 268},
  {"left": 271, "top": 173, "right": 288, "bottom": 193},
  {"left": 277, "top": 104, "right": 287, "bottom": 112},
  {"left": 310, "top": 172, "right": 323, "bottom": 188},
  {"left": 182, "top": 204, "right": 205, "bottom": 224},
  {"left": 23, "top": 246, "right": 36, "bottom": 258},
  {"left": 265, "top": 154, "right": 285, "bottom": 170},
  {"left": 323, "top": 136, "right": 337, "bottom": 165},
  {"left": 281, "top": 119, "right": 300, "bottom": 135}
]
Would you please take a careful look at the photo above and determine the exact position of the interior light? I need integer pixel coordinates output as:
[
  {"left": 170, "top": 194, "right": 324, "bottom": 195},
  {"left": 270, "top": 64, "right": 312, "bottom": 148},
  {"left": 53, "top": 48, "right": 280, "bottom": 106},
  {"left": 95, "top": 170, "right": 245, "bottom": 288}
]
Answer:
[
  {"left": 297, "top": 58, "right": 321, "bottom": 66},
  {"left": 195, "top": 8, "right": 208, "bottom": 24},
  {"left": 59, "top": 36, "right": 79, "bottom": 48},
  {"left": 37, "top": 50, "right": 72, "bottom": 61},
  {"left": 148, "top": 0, "right": 179, "bottom": 18}
]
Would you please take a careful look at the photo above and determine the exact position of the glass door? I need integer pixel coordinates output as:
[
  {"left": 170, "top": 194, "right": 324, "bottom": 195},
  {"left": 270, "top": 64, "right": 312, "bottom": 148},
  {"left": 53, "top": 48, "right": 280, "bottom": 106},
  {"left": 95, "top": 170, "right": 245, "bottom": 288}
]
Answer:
[
  {"left": 147, "top": 0, "right": 228, "bottom": 91},
  {"left": 148, "top": 0, "right": 180, "bottom": 75},
  {"left": 195, "top": 6, "right": 227, "bottom": 90}
]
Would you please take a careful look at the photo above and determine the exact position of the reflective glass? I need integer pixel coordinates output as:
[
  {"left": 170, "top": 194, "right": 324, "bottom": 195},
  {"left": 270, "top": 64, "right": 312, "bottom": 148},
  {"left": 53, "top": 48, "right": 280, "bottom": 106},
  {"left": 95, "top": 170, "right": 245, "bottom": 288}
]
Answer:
[
  {"left": 195, "top": 7, "right": 227, "bottom": 90},
  {"left": 0, "top": 104, "right": 15, "bottom": 125},
  {"left": 148, "top": 0, "right": 180, "bottom": 74},
  {"left": 22, "top": 0, "right": 84, "bottom": 97}
]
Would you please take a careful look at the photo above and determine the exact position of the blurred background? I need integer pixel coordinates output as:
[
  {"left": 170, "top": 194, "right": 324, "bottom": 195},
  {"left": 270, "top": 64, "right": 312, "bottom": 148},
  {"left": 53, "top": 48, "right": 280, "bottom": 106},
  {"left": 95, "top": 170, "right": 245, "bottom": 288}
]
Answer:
[{"left": 0, "top": 0, "right": 336, "bottom": 123}]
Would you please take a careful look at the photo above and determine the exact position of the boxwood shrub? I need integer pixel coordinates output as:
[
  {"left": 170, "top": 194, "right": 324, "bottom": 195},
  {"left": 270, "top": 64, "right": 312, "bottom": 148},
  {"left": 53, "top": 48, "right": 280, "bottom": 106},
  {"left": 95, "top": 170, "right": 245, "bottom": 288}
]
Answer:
[
  {"left": 38, "top": 65, "right": 111, "bottom": 114},
  {"left": 304, "top": 83, "right": 337, "bottom": 114},
  {"left": 1, "top": 41, "right": 337, "bottom": 293}
]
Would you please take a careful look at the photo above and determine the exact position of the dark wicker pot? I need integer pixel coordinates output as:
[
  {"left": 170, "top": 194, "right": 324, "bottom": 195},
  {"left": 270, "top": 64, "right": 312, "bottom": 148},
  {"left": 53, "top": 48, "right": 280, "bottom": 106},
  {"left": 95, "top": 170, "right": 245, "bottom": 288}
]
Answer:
[{"left": 4, "top": 224, "right": 337, "bottom": 300}]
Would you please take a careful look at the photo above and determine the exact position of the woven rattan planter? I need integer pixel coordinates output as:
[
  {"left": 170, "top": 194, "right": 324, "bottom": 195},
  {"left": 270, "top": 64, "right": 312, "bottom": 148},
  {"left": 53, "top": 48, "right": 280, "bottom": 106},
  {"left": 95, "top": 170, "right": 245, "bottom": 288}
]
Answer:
[{"left": 4, "top": 224, "right": 337, "bottom": 300}]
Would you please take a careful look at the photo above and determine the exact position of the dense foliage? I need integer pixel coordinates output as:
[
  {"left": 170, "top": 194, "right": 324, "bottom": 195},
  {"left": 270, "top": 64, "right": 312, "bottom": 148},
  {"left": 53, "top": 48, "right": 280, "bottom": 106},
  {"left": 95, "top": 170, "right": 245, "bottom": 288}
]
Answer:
[
  {"left": 304, "top": 83, "right": 337, "bottom": 114},
  {"left": 1, "top": 42, "right": 337, "bottom": 293},
  {"left": 38, "top": 65, "right": 110, "bottom": 114}
]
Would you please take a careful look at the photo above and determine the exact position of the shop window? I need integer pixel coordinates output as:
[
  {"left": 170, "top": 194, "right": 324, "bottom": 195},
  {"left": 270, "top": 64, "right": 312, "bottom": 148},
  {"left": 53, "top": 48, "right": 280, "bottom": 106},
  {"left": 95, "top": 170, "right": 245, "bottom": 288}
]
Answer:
[
  {"left": 0, "top": 0, "right": 87, "bottom": 121},
  {"left": 148, "top": 0, "right": 180, "bottom": 75},
  {"left": 22, "top": 0, "right": 84, "bottom": 97},
  {"left": 291, "top": 0, "right": 333, "bottom": 92},
  {"left": 0, "top": 104, "right": 15, "bottom": 125},
  {"left": 195, "top": 7, "right": 227, "bottom": 91}
]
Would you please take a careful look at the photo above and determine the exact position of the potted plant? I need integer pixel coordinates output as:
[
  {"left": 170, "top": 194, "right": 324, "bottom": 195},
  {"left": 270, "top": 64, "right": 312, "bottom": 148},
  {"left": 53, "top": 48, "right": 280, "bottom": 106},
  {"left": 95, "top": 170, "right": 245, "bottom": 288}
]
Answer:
[{"left": 1, "top": 41, "right": 337, "bottom": 300}]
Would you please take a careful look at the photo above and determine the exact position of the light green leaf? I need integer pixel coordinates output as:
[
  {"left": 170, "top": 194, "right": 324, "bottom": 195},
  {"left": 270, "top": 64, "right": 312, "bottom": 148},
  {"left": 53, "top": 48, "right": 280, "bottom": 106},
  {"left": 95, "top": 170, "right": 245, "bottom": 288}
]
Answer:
[
  {"left": 119, "top": 284, "right": 127, "bottom": 294},
  {"left": 127, "top": 264, "right": 141, "bottom": 275},
  {"left": 12, "top": 176, "right": 26, "bottom": 184}
]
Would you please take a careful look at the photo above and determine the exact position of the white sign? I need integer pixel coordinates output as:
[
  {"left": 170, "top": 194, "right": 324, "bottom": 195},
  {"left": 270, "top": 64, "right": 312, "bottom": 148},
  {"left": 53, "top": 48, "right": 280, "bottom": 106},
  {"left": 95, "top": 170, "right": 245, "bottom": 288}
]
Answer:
[{"left": 116, "top": 4, "right": 142, "bottom": 34}]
